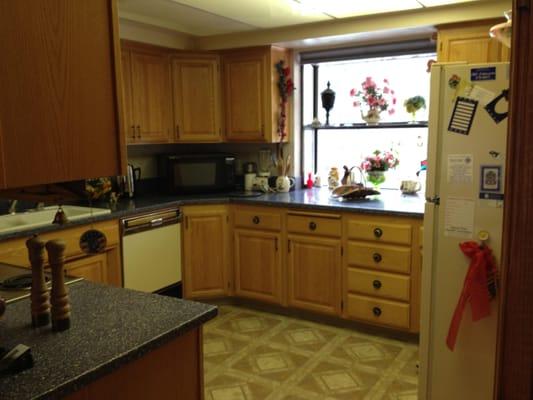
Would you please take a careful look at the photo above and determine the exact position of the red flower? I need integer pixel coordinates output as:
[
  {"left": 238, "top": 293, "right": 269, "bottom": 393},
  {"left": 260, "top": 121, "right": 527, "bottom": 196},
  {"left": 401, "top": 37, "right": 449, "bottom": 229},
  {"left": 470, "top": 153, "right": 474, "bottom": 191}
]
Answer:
[{"left": 350, "top": 88, "right": 356, "bottom": 96}]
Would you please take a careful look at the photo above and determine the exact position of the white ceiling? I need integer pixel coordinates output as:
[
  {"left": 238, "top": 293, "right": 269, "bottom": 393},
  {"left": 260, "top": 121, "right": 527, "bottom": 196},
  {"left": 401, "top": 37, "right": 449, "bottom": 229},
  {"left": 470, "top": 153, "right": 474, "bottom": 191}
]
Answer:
[{"left": 118, "top": 0, "right": 484, "bottom": 37}]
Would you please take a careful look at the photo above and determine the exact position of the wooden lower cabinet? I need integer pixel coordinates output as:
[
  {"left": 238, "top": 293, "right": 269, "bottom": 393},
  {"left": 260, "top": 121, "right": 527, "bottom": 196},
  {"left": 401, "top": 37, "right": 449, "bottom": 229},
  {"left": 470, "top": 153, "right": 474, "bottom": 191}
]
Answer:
[
  {"left": 182, "top": 205, "right": 230, "bottom": 298},
  {"left": 234, "top": 229, "right": 282, "bottom": 304},
  {"left": 344, "top": 213, "right": 422, "bottom": 332},
  {"left": 287, "top": 235, "right": 341, "bottom": 316},
  {"left": 65, "top": 328, "right": 203, "bottom": 400},
  {"left": 0, "top": 220, "right": 121, "bottom": 287},
  {"left": 64, "top": 248, "right": 121, "bottom": 286}
]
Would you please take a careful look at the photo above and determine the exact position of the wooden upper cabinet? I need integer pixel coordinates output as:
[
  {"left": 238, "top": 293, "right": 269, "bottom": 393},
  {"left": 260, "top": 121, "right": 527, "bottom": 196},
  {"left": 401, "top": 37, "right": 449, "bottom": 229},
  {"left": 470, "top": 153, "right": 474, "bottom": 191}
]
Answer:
[
  {"left": 0, "top": 0, "right": 126, "bottom": 189},
  {"left": 437, "top": 20, "right": 511, "bottom": 63},
  {"left": 222, "top": 46, "right": 291, "bottom": 143},
  {"left": 172, "top": 56, "right": 222, "bottom": 142},
  {"left": 121, "top": 50, "right": 135, "bottom": 144},
  {"left": 129, "top": 51, "right": 173, "bottom": 144}
]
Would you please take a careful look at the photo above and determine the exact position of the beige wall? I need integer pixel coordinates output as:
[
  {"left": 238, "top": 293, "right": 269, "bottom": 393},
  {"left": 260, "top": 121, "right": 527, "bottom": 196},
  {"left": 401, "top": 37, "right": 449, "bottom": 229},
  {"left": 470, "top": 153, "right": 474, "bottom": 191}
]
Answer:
[{"left": 119, "top": 18, "right": 194, "bottom": 49}]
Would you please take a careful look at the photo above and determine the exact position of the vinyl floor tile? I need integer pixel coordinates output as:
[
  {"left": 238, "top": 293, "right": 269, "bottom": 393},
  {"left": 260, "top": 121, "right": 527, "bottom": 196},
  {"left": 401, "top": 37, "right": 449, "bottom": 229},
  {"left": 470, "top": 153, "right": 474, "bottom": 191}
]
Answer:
[{"left": 204, "top": 305, "right": 418, "bottom": 399}]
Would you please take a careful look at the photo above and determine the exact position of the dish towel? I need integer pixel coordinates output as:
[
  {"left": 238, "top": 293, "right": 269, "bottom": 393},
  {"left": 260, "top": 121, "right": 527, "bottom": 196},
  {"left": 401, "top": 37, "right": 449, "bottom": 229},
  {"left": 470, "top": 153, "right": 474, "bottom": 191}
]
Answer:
[{"left": 446, "top": 241, "right": 498, "bottom": 351}]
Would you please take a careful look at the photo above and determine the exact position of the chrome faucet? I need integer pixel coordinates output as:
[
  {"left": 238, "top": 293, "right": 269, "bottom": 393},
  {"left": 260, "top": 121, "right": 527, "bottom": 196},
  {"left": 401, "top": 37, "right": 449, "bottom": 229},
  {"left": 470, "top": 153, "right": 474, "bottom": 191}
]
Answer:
[{"left": 8, "top": 200, "right": 18, "bottom": 215}]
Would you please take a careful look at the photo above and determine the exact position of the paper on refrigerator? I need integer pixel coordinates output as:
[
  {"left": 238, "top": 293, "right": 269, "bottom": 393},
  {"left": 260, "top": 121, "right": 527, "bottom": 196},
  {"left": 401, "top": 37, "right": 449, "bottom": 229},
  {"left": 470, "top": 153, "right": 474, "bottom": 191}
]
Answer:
[
  {"left": 447, "top": 154, "right": 473, "bottom": 184},
  {"left": 444, "top": 197, "right": 475, "bottom": 238}
]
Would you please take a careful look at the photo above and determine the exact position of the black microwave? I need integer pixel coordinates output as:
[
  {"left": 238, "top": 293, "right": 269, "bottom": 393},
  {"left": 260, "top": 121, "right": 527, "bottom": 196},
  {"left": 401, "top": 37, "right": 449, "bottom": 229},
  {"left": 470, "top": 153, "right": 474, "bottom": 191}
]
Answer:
[{"left": 158, "top": 153, "right": 236, "bottom": 194}]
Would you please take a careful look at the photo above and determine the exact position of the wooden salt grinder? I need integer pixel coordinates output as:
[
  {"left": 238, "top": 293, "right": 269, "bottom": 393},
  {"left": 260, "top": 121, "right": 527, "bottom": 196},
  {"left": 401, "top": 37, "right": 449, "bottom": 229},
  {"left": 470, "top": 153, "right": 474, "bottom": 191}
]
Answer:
[
  {"left": 46, "top": 239, "right": 71, "bottom": 332},
  {"left": 26, "top": 237, "right": 50, "bottom": 327}
]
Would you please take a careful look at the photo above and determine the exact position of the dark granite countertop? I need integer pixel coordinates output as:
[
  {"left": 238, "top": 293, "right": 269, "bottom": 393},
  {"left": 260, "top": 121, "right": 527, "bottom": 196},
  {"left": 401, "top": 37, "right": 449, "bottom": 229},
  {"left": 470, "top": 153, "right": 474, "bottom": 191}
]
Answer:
[
  {"left": 0, "top": 188, "right": 424, "bottom": 241},
  {"left": 0, "top": 281, "right": 217, "bottom": 400}
]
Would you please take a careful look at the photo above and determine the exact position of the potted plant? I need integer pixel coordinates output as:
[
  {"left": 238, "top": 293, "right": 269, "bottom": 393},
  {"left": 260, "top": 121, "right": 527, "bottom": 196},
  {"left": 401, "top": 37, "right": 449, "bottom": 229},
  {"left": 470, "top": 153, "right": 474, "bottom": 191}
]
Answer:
[
  {"left": 360, "top": 150, "right": 399, "bottom": 188},
  {"left": 404, "top": 96, "right": 426, "bottom": 123},
  {"left": 350, "top": 77, "right": 396, "bottom": 125}
]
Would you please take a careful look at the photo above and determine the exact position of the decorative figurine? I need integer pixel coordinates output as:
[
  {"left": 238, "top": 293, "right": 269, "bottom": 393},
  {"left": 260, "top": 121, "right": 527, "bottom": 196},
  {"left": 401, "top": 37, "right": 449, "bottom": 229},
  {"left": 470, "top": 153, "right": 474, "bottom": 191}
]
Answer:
[
  {"left": 321, "top": 81, "right": 336, "bottom": 126},
  {"left": 328, "top": 167, "right": 340, "bottom": 190}
]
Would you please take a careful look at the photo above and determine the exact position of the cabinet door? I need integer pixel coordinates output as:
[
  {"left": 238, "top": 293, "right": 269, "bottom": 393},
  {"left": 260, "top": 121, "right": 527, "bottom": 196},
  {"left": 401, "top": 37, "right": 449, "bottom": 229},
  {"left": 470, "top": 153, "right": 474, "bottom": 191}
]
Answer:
[
  {"left": 182, "top": 206, "right": 230, "bottom": 298},
  {"left": 234, "top": 229, "right": 282, "bottom": 304},
  {"left": 131, "top": 52, "right": 172, "bottom": 143},
  {"left": 287, "top": 235, "right": 341, "bottom": 316},
  {"left": 172, "top": 58, "right": 221, "bottom": 142},
  {"left": 65, "top": 253, "right": 108, "bottom": 284},
  {"left": 0, "top": 0, "right": 125, "bottom": 188},
  {"left": 121, "top": 50, "right": 136, "bottom": 144},
  {"left": 223, "top": 53, "right": 266, "bottom": 141},
  {"left": 438, "top": 23, "right": 510, "bottom": 63}
]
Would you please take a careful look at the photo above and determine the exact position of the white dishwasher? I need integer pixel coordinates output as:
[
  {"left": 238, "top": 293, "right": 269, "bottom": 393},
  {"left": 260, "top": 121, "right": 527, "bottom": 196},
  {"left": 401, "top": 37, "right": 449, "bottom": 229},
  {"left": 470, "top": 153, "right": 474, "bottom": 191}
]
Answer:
[{"left": 121, "top": 208, "right": 182, "bottom": 293}]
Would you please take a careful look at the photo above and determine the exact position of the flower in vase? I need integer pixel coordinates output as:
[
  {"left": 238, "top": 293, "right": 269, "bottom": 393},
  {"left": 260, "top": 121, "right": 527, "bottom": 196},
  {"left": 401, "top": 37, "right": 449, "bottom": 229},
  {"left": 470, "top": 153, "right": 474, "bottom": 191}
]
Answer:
[{"left": 349, "top": 78, "right": 397, "bottom": 120}]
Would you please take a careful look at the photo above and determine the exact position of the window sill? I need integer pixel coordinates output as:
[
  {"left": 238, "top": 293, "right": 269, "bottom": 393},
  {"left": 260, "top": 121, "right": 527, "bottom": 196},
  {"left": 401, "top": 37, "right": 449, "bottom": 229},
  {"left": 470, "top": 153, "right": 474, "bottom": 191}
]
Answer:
[{"left": 303, "top": 121, "right": 428, "bottom": 130}]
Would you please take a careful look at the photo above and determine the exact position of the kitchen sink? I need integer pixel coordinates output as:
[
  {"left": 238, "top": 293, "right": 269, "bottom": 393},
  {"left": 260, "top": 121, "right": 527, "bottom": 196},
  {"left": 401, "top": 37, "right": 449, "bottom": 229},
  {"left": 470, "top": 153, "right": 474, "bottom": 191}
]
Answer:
[{"left": 0, "top": 206, "right": 111, "bottom": 234}]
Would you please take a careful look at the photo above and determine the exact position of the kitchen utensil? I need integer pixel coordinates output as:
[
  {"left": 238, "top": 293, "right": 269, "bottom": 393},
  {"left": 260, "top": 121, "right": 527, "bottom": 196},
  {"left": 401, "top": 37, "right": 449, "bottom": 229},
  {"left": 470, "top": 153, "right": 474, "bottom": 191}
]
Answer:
[
  {"left": 275, "top": 176, "right": 295, "bottom": 192},
  {"left": 331, "top": 184, "right": 380, "bottom": 200},
  {"left": 400, "top": 180, "right": 422, "bottom": 194},
  {"left": 258, "top": 149, "right": 272, "bottom": 177},
  {"left": 125, "top": 164, "right": 141, "bottom": 198},
  {"left": 26, "top": 237, "right": 50, "bottom": 328},
  {"left": 244, "top": 173, "right": 256, "bottom": 191},
  {"left": 46, "top": 240, "right": 70, "bottom": 332}
]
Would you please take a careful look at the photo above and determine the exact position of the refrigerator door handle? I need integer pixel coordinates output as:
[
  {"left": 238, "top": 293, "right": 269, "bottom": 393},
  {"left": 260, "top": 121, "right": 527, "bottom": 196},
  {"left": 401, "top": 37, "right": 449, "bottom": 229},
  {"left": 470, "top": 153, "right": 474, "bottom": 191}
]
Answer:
[{"left": 426, "top": 195, "right": 440, "bottom": 205}]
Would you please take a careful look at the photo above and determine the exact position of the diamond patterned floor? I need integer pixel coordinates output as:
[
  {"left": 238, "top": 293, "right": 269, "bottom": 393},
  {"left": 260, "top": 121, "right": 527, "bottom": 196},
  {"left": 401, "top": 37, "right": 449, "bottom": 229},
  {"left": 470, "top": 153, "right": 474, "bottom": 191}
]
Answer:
[{"left": 203, "top": 305, "right": 418, "bottom": 400}]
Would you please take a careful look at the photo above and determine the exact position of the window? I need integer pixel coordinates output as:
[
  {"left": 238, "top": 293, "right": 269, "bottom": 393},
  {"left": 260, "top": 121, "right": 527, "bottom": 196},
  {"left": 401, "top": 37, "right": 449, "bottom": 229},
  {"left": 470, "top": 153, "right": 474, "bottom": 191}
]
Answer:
[{"left": 301, "top": 45, "right": 435, "bottom": 190}]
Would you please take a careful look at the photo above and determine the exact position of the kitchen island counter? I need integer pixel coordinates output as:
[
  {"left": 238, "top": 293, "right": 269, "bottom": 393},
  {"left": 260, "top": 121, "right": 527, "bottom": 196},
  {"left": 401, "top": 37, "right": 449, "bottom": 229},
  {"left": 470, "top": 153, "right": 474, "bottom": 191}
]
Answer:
[{"left": 0, "top": 281, "right": 217, "bottom": 399}]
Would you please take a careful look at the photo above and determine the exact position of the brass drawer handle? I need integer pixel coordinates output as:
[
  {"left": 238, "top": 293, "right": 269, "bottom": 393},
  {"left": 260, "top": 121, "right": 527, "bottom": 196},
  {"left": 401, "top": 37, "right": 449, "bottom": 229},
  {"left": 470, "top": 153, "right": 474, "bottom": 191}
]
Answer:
[
  {"left": 372, "top": 253, "right": 382, "bottom": 263},
  {"left": 372, "top": 280, "right": 382, "bottom": 289},
  {"left": 252, "top": 216, "right": 260, "bottom": 225},
  {"left": 373, "top": 307, "right": 382, "bottom": 317},
  {"left": 309, "top": 221, "right": 317, "bottom": 231},
  {"left": 373, "top": 227, "right": 383, "bottom": 238}
]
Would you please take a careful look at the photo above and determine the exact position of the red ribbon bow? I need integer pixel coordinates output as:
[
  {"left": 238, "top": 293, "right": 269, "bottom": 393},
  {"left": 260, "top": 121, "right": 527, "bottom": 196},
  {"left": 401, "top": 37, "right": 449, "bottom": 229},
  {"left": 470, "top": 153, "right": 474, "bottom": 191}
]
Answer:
[{"left": 446, "top": 241, "right": 498, "bottom": 351}]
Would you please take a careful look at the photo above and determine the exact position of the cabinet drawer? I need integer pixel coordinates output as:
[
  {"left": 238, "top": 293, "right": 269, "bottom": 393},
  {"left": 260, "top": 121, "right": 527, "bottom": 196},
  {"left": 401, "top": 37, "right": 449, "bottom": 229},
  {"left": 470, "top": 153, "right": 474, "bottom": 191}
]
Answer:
[
  {"left": 287, "top": 212, "right": 341, "bottom": 237},
  {"left": 347, "top": 294, "right": 410, "bottom": 329},
  {"left": 347, "top": 268, "right": 410, "bottom": 301},
  {"left": 347, "top": 242, "right": 411, "bottom": 274},
  {"left": 234, "top": 208, "right": 281, "bottom": 231},
  {"left": 347, "top": 220, "right": 412, "bottom": 245}
]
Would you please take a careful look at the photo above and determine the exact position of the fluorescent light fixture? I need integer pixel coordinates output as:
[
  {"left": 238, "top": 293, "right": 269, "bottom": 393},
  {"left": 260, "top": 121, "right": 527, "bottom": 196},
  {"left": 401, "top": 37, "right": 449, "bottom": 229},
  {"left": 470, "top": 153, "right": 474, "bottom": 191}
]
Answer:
[
  {"left": 417, "top": 0, "right": 479, "bottom": 6},
  {"left": 294, "top": 0, "right": 423, "bottom": 18}
]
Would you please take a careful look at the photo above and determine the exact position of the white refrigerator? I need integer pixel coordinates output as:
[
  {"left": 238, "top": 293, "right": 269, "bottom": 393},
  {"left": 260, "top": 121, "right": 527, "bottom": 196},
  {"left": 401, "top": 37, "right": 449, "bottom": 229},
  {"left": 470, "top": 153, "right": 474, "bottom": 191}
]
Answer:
[{"left": 419, "top": 62, "right": 509, "bottom": 400}]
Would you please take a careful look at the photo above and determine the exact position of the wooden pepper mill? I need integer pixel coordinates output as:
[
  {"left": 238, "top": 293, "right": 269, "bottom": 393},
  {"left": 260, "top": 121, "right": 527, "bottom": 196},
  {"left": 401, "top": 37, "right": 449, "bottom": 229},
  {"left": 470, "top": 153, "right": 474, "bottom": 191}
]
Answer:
[
  {"left": 26, "top": 237, "right": 51, "bottom": 327},
  {"left": 45, "top": 239, "right": 71, "bottom": 332}
]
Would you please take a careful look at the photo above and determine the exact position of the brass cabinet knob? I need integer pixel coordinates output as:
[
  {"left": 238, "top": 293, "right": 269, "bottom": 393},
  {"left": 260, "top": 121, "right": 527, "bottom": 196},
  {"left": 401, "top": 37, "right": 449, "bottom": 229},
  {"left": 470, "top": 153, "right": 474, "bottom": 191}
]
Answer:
[
  {"left": 372, "top": 280, "right": 382, "bottom": 289},
  {"left": 373, "top": 227, "right": 383, "bottom": 238},
  {"left": 309, "top": 221, "right": 317, "bottom": 231},
  {"left": 252, "top": 216, "right": 260, "bottom": 225},
  {"left": 372, "top": 307, "right": 382, "bottom": 317},
  {"left": 372, "top": 253, "right": 382, "bottom": 263}
]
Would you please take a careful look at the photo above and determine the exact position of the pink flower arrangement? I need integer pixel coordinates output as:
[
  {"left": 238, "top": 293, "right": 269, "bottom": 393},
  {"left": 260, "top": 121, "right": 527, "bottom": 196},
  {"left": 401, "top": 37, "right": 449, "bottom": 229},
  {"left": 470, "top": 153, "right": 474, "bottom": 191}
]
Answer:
[
  {"left": 350, "top": 77, "right": 397, "bottom": 116},
  {"left": 361, "top": 150, "right": 399, "bottom": 172}
]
